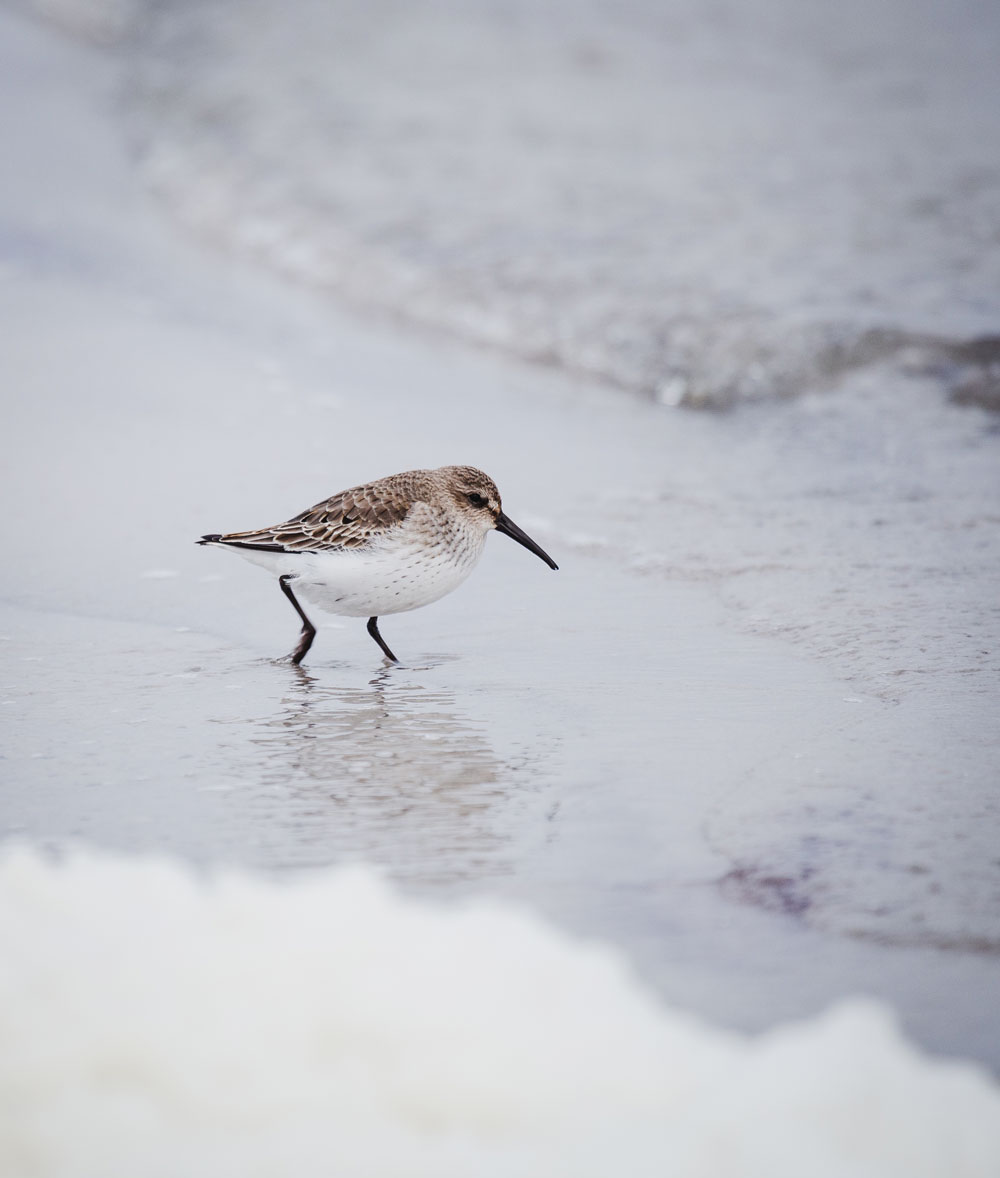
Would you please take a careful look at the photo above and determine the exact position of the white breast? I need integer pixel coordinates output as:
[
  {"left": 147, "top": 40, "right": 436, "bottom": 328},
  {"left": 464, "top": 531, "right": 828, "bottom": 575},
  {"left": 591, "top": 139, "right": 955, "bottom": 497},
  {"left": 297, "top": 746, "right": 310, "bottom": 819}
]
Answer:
[
  {"left": 296, "top": 505, "right": 490, "bottom": 617},
  {"left": 292, "top": 538, "right": 480, "bottom": 617}
]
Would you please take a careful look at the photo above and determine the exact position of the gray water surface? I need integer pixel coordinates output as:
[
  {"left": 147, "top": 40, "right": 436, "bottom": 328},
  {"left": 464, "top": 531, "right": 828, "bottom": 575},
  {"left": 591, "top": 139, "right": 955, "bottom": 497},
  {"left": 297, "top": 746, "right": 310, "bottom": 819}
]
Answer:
[{"left": 1, "top": 6, "right": 999, "bottom": 1070}]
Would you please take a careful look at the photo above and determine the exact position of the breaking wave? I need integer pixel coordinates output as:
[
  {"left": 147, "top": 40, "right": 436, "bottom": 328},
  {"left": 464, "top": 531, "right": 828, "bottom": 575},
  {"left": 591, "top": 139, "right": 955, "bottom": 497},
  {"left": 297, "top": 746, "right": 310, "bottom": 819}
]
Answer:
[{"left": 28, "top": 0, "right": 1000, "bottom": 407}]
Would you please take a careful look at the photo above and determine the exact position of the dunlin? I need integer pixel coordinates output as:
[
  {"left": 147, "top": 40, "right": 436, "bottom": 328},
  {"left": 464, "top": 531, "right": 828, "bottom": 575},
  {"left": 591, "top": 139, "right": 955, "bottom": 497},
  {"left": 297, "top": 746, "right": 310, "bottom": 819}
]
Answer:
[{"left": 197, "top": 465, "right": 558, "bottom": 664}]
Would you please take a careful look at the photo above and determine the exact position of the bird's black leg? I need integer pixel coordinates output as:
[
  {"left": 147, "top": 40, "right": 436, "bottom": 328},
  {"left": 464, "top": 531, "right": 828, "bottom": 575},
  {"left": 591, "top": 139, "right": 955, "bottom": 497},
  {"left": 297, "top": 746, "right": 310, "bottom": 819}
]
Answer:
[
  {"left": 367, "top": 616, "right": 398, "bottom": 663},
  {"left": 278, "top": 575, "right": 316, "bottom": 665}
]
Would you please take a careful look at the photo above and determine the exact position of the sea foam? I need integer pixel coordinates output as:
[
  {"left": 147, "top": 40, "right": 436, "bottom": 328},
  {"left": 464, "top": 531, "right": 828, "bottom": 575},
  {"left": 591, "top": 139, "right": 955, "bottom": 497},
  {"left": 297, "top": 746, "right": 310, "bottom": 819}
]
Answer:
[{"left": 1, "top": 846, "right": 998, "bottom": 1176}]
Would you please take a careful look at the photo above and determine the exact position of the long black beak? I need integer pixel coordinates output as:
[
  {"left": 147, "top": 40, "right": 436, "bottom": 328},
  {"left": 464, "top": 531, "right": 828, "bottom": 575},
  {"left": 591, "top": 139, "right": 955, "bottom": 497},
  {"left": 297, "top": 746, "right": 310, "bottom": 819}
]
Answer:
[{"left": 494, "top": 511, "right": 558, "bottom": 570}]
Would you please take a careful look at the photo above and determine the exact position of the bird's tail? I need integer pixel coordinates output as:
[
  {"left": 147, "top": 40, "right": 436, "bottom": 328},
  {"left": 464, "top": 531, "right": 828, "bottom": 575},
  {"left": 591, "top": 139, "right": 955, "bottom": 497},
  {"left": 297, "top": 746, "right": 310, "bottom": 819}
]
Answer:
[{"left": 196, "top": 531, "right": 285, "bottom": 552}]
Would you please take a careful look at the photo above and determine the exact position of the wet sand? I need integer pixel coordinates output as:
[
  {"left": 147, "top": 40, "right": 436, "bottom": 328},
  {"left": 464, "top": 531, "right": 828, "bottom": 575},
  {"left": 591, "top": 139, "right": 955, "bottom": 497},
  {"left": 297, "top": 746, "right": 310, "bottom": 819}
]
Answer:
[{"left": 1, "top": 6, "right": 999, "bottom": 1074}]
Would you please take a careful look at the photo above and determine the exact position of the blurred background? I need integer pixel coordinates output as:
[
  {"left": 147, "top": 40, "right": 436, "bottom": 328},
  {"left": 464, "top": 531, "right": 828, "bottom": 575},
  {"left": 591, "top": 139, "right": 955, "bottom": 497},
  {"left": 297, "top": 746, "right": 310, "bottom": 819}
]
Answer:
[{"left": 33, "top": 0, "right": 1000, "bottom": 406}]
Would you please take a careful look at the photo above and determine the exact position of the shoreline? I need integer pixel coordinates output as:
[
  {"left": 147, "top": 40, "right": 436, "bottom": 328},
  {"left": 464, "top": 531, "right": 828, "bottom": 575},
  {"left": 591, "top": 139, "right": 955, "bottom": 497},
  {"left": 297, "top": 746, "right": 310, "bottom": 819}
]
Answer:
[{"left": 1, "top": 2, "right": 999, "bottom": 1075}]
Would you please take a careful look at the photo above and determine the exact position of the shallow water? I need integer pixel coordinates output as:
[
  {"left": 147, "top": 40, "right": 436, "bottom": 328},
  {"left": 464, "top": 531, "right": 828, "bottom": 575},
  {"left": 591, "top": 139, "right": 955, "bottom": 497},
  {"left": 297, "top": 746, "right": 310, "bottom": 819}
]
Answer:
[
  {"left": 117, "top": 0, "right": 1000, "bottom": 404},
  {"left": 1, "top": 1, "right": 999, "bottom": 1080}
]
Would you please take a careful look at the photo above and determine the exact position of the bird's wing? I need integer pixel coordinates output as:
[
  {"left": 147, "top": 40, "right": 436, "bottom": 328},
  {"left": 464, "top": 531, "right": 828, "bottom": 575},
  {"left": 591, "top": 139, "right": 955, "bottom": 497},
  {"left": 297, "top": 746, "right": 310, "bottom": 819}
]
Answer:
[{"left": 214, "top": 485, "right": 415, "bottom": 552}]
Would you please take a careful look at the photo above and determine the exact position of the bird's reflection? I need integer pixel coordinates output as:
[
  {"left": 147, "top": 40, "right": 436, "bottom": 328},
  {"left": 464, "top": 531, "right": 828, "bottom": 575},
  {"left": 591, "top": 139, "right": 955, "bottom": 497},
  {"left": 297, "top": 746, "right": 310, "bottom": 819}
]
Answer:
[{"left": 240, "top": 663, "right": 515, "bottom": 887}]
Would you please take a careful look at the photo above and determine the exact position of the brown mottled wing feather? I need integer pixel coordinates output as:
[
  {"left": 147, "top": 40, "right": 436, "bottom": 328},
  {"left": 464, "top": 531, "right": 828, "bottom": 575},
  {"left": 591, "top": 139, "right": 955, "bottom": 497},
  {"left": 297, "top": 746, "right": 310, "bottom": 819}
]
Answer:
[{"left": 218, "top": 474, "right": 423, "bottom": 552}]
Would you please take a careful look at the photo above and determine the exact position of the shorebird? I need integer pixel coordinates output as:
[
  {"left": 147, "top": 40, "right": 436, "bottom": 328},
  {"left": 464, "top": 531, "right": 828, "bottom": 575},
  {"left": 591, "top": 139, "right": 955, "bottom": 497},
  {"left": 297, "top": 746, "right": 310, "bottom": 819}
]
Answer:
[{"left": 197, "top": 465, "right": 558, "bottom": 664}]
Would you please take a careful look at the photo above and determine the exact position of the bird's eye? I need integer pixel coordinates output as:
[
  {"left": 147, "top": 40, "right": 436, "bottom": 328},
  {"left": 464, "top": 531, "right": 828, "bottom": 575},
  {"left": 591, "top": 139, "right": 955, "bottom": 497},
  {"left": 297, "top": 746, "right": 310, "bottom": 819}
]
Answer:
[{"left": 467, "top": 492, "right": 488, "bottom": 509}]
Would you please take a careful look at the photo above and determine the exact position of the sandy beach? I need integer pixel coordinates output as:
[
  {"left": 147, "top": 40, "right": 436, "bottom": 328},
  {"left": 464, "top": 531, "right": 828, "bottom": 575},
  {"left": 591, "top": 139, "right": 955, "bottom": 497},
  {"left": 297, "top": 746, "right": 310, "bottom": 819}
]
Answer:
[{"left": 1, "top": 2, "right": 999, "bottom": 1170}]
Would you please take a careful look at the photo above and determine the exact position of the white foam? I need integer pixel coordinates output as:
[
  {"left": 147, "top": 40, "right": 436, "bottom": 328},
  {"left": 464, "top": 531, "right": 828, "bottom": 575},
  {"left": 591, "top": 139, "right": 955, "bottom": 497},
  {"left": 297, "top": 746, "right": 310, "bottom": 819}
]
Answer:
[{"left": 1, "top": 846, "right": 998, "bottom": 1176}]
